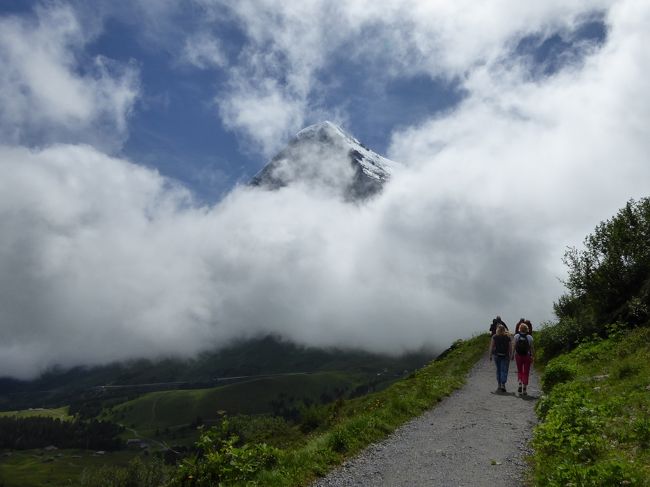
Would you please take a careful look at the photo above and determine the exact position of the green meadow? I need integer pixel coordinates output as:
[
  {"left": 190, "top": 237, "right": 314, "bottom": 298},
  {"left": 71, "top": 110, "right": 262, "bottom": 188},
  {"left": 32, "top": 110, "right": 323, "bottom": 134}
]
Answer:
[
  {"left": 0, "top": 407, "right": 72, "bottom": 421},
  {"left": 0, "top": 449, "right": 136, "bottom": 487}
]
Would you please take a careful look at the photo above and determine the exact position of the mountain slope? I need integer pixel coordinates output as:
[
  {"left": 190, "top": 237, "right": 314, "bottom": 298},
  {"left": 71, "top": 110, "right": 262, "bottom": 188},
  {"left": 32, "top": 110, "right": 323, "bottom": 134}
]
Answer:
[
  {"left": 250, "top": 121, "right": 401, "bottom": 200},
  {"left": 0, "top": 336, "right": 434, "bottom": 411}
]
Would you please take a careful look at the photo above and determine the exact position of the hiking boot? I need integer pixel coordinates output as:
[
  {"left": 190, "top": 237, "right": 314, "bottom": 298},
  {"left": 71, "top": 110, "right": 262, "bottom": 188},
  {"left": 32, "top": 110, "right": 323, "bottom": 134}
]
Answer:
[
  {"left": 517, "top": 384, "right": 522, "bottom": 393},
  {"left": 501, "top": 385, "right": 507, "bottom": 392},
  {"left": 522, "top": 386, "right": 527, "bottom": 396}
]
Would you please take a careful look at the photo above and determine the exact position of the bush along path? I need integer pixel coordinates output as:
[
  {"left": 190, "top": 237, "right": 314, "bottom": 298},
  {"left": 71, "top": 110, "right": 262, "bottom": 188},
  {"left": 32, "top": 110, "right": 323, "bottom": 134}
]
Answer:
[
  {"left": 311, "top": 351, "right": 539, "bottom": 487},
  {"left": 532, "top": 326, "right": 650, "bottom": 486}
]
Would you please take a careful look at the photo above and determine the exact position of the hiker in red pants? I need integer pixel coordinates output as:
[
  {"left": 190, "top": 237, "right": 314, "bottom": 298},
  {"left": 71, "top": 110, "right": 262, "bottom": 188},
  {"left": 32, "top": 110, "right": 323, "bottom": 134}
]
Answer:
[{"left": 511, "top": 323, "right": 534, "bottom": 396}]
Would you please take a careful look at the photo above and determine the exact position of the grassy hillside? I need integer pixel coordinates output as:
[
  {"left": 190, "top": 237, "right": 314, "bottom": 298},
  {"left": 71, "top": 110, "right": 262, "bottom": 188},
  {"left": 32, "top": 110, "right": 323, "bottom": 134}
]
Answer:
[
  {"left": 532, "top": 326, "right": 650, "bottom": 486},
  {"left": 0, "top": 450, "right": 137, "bottom": 487},
  {"left": 0, "top": 406, "right": 71, "bottom": 421},
  {"left": 102, "top": 371, "right": 367, "bottom": 438}
]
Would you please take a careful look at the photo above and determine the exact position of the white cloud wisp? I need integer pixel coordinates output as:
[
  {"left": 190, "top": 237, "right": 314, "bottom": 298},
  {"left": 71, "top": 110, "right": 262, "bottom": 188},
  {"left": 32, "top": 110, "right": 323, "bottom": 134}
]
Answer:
[{"left": 0, "top": 3, "right": 139, "bottom": 149}]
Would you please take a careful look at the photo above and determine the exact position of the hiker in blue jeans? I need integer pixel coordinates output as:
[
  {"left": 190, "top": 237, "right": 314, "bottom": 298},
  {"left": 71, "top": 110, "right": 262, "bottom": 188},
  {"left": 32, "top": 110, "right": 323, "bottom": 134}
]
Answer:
[{"left": 489, "top": 324, "right": 511, "bottom": 392}]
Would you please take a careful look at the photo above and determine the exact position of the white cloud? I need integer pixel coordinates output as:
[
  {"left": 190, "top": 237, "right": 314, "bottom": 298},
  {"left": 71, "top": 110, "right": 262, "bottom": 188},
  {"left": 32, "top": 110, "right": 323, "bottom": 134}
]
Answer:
[
  {"left": 0, "top": 132, "right": 560, "bottom": 379},
  {"left": 218, "top": 79, "right": 307, "bottom": 157},
  {"left": 389, "top": 0, "right": 650, "bottom": 239},
  {"left": 0, "top": 3, "right": 139, "bottom": 148},
  {"left": 188, "top": 0, "right": 612, "bottom": 155},
  {"left": 0, "top": 144, "right": 207, "bottom": 379},
  {"left": 0, "top": 141, "right": 511, "bottom": 378},
  {"left": 1, "top": 0, "right": 650, "bottom": 379},
  {"left": 182, "top": 31, "right": 228, "bottom": 69}
]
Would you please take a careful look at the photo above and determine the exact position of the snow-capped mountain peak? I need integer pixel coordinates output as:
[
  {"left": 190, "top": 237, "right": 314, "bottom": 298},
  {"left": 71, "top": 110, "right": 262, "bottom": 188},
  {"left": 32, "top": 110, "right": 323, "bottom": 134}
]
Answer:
[
  {"left": 250, "top": 121, "right": 401, "bottom": 200},
  {"left": 295, "top": 120, "right": 347, "bottom": 140}
]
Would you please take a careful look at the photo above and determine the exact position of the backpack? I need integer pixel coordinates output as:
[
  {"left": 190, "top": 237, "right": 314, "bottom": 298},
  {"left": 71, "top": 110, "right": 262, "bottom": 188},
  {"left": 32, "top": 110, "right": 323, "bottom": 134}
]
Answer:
[
  {"left": 515, "top": 333, "right": 530, "bottom": 356},
  {"left": 494, "top": 335, "right": 509, "bottom": 356}
]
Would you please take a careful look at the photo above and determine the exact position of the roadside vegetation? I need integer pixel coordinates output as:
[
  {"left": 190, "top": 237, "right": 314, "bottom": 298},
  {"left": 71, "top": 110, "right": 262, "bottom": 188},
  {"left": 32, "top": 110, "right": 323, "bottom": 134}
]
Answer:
[{"left": 532, "top": 197, "right": 650, "bottom": 486}]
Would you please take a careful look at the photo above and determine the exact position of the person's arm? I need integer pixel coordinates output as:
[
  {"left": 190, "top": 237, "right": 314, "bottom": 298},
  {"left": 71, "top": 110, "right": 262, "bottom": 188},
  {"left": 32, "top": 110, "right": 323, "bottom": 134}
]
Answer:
[
  {"left": 489, "top": 337, "right": 494, "bottom": 361},
  {"left": 511, "top": 334, "right": 516, "bottom": 360}
]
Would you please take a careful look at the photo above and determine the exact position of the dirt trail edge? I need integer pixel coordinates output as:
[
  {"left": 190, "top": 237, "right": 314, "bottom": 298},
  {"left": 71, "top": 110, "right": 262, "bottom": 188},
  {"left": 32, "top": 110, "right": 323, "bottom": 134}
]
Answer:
[{"left": 312, "top": 352, "right": 540, "bottom": 487}]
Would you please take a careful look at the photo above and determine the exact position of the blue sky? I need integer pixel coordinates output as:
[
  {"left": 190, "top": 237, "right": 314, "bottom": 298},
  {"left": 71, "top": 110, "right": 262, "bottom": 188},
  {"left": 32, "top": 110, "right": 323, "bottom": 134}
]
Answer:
[
  {"left": 1, "top": 1, "right": 649, "bottom": 378},
  {"left": 0, "top": 1, "right": 605, "bottom": 202}
]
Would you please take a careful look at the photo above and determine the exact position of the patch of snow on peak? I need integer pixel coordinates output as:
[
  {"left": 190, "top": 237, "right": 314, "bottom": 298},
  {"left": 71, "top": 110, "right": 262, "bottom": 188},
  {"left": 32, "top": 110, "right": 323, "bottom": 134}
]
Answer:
[
  {"left": 251, "top": 121, "right": 402, "bottom": 200},
  {"left": 294, "top": 121, "right": 400, "bottom": 182}
]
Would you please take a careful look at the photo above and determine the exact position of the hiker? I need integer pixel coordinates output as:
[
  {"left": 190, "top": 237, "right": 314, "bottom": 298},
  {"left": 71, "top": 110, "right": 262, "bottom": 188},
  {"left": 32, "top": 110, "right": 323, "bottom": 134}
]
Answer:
[
  {"left": 514, "top": 318, "right": 525, "bottom": 334},
  {"left": 524, "top": 319, "right": 533, "bottom": 333},
  {"left": 512, "top": 323, "right": 534, "bottom": 396},
  {"left": 489, "top": 324, "right": 511, "bottom": 392},
  {"left": 489, "top": 315, "right": 508, "bottom": 336},
  {"left": 514, "top": 318, "right": 533, "bottom": 334}
]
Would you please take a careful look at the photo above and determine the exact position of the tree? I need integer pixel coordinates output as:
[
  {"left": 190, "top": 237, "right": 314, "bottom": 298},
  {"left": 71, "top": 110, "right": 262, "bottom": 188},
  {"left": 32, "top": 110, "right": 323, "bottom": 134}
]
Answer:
[{"left": 555, "top": 197, "right": 650, "bottom": 332}]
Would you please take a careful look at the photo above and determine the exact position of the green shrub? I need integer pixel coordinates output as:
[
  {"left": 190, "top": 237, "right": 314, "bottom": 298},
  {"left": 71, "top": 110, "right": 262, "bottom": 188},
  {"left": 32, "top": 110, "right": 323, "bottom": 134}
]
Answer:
[
  {"left": 541, "top": 459, "right": 645, "bottom": 487},
  {"left": 535, "top": 391, "right": 607, "bottom": 462},
  {"left": 535, "top": 383, "right": 577, "bottom": 420},
  {"left": 328, "top": 428, "right": 351, "bottom": 453},
  {"left": 536, "top": 319, "right": 584, "bottom": 360},
  {"left": 541, "top": 361, "right": 577, "bottom": 393},
  {"left": 533, "top": 328, "right": 650, "bottom": 486},
  {"left": 173, "top": 421, "right": 280, "bottom": 486}
]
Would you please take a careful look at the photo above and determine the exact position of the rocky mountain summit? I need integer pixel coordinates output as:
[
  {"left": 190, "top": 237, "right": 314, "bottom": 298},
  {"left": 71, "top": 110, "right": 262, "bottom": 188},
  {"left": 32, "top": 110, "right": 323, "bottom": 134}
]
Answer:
[{"left": 250, "top": 121, "right": 401, "bottom": 200}]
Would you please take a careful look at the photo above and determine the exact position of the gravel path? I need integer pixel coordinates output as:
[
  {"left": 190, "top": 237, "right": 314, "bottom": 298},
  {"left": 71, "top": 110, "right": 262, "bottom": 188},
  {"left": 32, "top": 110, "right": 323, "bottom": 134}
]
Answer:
[{"left": 312, "top": 353, "right": 540, "bottom": 487}]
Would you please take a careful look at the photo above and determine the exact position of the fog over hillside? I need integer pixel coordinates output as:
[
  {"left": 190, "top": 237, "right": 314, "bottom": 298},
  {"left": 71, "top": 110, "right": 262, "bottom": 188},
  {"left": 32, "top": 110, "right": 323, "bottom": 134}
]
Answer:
[{"left": 1, "top": 1, "right": 650, "bottom": 379}]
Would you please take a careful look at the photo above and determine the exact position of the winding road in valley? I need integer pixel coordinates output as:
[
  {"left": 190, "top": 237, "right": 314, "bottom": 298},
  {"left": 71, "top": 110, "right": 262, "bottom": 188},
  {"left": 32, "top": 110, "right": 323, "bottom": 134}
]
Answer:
[{"left": 312, "top": 353, "right": 540, "bottom": 487}]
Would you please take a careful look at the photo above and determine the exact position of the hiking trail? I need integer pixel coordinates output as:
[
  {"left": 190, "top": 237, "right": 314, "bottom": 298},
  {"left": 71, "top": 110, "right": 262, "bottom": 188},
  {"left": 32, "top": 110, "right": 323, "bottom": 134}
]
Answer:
[{"left": 312, "top": 352, "right": 539, "bottom": 486}]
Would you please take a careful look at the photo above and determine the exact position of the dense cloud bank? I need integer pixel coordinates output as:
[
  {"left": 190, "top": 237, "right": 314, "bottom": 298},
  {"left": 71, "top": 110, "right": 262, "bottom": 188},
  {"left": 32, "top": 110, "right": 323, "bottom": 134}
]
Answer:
[{"left": 1, "top": 1, "right": 650, "bottom": 378}]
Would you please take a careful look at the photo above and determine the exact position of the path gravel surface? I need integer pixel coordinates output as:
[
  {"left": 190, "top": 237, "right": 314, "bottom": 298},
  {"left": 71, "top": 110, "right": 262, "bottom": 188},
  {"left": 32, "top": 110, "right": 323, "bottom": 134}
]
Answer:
[{"left": 312, "top": 352, "right": 540, "bottom": 487}]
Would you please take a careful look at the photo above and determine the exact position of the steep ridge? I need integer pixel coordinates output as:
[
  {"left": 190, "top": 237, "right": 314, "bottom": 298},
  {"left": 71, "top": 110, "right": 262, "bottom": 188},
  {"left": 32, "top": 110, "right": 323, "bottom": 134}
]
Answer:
[{"left": 250, "top": 121, "right": 401, "bottom": 200}]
